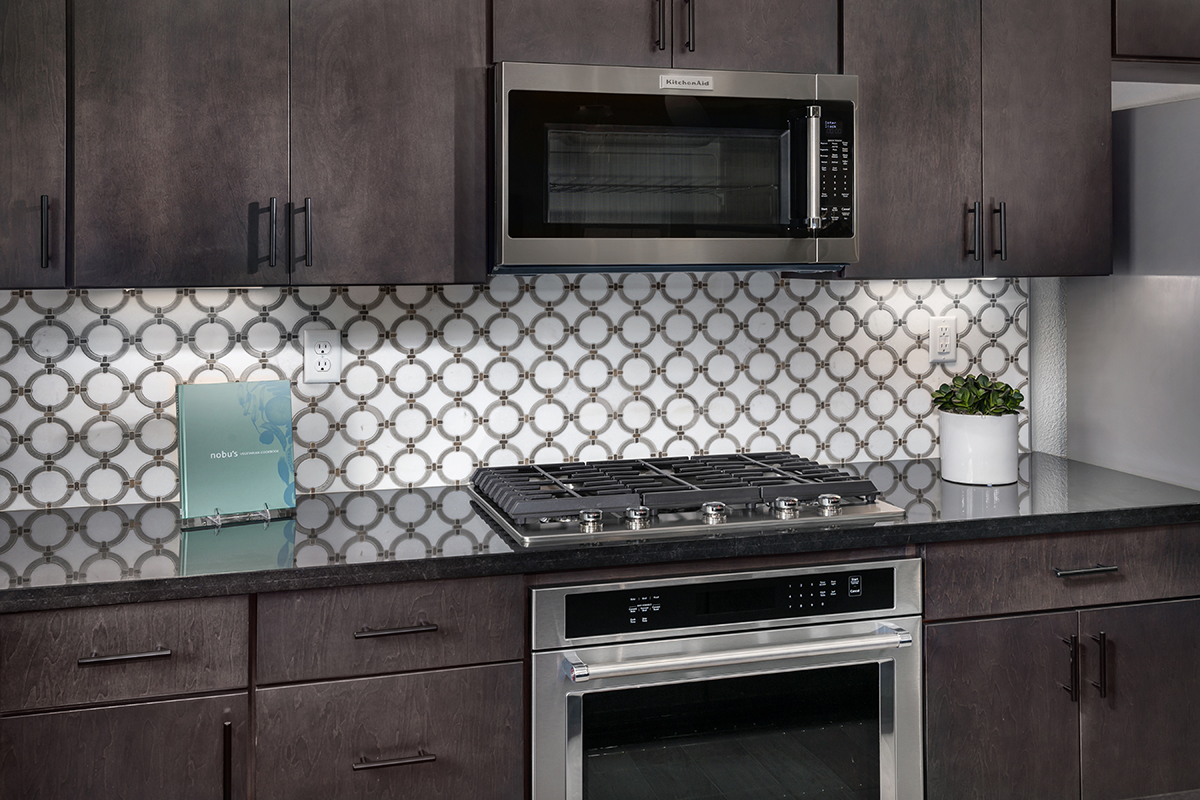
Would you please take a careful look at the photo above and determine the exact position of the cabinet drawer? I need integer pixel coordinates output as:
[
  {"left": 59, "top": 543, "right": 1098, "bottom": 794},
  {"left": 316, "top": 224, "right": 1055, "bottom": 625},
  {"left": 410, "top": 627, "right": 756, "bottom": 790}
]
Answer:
[
  {"left": 254, "top": 663, "right": 523, "bottom": 799},
  {"left": 0, "top": 693, "right": 248, "bottom": 800},
  {"left": 924, "top": 524, "right": 1200, "bottom": 620},
  {"left": 1115, "top": 0, "right": 1200, "bottom": 60},
  {"left": 255, "top": 575, "right": 524, "bottom": 684},
  {"left": 0, "top": 595, "right": 249, "bottom": 712}
]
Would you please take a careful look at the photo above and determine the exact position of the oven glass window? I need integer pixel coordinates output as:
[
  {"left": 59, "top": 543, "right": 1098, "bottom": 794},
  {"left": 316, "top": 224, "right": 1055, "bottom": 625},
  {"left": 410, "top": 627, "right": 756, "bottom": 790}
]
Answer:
[{"left": 581, "top": 664, "right": 880, "bottom": 799}]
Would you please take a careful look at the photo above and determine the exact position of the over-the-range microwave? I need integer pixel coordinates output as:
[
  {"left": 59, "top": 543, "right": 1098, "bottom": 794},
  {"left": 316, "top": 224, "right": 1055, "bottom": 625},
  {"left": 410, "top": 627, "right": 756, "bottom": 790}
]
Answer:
[{"left": 493, "top": 61, "right": 858, "bottom": 274}]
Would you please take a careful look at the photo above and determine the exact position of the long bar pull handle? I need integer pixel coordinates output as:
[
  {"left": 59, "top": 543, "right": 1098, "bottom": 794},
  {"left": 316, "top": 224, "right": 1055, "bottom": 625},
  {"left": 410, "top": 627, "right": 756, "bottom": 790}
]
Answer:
[
  {"left": 352, "top": 751, "right": 436, "bottom": 771},
  {"left": 304, "top": 198, "right": 313, "bottom": 267},
  {"left": 40, "top": 196, "right": 50, "bottom": 269},
  {"left": 268, "top": 197, "right": 278, "bottom": 267},
  {"left": 222, "top": 721, "right": 233, "bottom": 800},
  {"left": 1059, "top": 634, "right": 1080, "bottom": 702},
  {"left": 806, "top": 106, "right": 822, "bottom": 231},
  {"left": 992, "top": 201, "right": 1007, "bottom": 261},
  {"left": 565, "top": 624, "right": 912, "bottom": 683},
  {"left": 685, "top": 0, "right": 695, "bottom": 52},
  {"left": 1090, "top": 631, "right": 1108, "bottom": 698},
  {"left": 655, "top": 0, "right": 666, "bottom": 50},
  {"left": 967, "top": 201, "right": 981, "bottom": 261},
  {"left": 353, "top": 621, "right": 439, "bottom": 640},
  {"left": 78, "top": 647, "right": 172, "bottom": 666},
  {"left": 1054, "top": 564, "right": 1119, "bottom": 578}
]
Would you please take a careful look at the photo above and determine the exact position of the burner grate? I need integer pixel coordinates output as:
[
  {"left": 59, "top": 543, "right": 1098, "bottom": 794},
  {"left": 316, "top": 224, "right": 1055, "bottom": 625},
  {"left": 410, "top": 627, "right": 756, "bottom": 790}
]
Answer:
[{"left": 470, "top": 454, "right": 882, "bottom": 521}]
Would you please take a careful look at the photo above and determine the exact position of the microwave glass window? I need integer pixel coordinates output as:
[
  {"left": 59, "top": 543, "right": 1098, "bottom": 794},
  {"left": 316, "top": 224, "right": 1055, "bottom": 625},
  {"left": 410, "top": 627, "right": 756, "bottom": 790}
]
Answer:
[
  {"left": 544, "top": 126, "right": 789, "bottom": 228},
  {"left": 580, "top": 663, "right": 881, "bottom": 799}
]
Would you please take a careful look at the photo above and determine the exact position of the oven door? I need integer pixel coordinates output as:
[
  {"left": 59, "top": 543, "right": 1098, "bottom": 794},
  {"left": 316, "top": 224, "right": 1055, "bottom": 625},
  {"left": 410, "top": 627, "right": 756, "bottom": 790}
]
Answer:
[{"left": 532, "top": 616, "right": 922, "bottom": 800}]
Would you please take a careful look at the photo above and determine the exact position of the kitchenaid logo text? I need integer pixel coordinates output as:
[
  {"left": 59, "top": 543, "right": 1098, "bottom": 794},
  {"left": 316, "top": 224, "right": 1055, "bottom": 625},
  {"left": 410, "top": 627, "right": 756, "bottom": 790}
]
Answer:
[
  {"left": 659, "top": 74, "right": 714, "bottom": 91},
  {"left": 209, "top": 448, "right": 281, "bottom": 459}
]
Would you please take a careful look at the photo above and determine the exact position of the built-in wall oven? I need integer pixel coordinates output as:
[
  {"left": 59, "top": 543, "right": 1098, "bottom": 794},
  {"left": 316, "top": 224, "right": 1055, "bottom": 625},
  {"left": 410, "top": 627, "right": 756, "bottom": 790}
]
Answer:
[
  {"left": 531, "top": 558, "right": 922, "bottom": 800},
  {"left": 495, "top": 62, "right": 858, "bottom": 273}
]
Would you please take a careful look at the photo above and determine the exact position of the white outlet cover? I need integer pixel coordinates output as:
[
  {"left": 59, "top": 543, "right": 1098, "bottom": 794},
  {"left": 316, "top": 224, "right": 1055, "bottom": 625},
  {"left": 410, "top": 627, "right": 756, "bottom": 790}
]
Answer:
[
  {"left": 303, "top": 328, "right": 341, "bottom": 384},
  {"left": 929, "top": 316, "right": 957, "bottom": 364}
]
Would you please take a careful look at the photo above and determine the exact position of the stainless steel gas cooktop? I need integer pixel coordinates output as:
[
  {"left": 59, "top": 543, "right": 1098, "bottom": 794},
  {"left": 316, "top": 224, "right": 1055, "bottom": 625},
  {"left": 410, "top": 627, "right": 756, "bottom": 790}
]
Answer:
[{"left": 468, "top": 453, "right": 905, "bottom": 547}]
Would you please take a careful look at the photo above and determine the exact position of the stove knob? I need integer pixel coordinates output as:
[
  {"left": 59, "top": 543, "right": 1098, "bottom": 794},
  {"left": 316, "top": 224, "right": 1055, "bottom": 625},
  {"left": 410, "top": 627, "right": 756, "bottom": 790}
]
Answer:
[
  {"left": 579, "top": 509, "right": 604, "bottom": 534},
  {"left": 817, "top": 493, "right": 842, "bottom": 516},
  {"left": 772, "top": 496, "right": 800, "bottom": 520},
  {"left": 625, "top": 506, "right": 651, "bottom": 530},
  {"left": 700, "top": 501, "right": 727, "bottom": 524}
]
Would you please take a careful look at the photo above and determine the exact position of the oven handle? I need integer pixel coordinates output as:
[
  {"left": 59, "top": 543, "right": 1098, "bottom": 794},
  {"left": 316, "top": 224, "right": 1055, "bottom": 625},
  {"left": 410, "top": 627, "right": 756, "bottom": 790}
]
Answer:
[{"left": 563, "top": 623, "right": 912, "bottom": 683}]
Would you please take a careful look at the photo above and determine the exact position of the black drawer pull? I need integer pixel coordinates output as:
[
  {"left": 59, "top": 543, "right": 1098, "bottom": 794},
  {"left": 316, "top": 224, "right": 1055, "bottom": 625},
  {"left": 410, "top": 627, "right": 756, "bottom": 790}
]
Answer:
[
  {"left": 78, "top": 647, "right": 172, "bottom": 666},
  {"left": 1053, "top": 564, "right": 1119, "bottom": 578},
  {"left": 1058, "top": 634, "right": 1079, "bottom": 703},
  {"left": 223, "top": 721, "right": 233, "bottom": 800},
  {"left": 40, "top": 195, "right": 50, "bottom": 269},
  {"left": 304, "top": 197, "right": 313, "bottom": 267},
  {"left": 992, "top": 201, "right": 1008, "bottom": 261},
  {"left": 685, "top": 0, "right": 695, "bottom": 51},
  {"left": 268, "top": 196, "right": 278, "bottom": 267},
  {"left": 354, "top": 621, "right": 439, "bottom": 640},
  {"left": 655, "top": 0, "right": 665, "bottom": 50},
  {"left": 352, "top": 751, "right": 436, "bottom": 771},
  {"left": 1090, "top": 631, "right": 1108, "bottom": 698}
]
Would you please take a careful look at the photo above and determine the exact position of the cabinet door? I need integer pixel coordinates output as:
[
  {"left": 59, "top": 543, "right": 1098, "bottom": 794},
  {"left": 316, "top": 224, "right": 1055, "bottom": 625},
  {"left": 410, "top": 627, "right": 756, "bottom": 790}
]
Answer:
[
  {"left": 0, "top": 693, "right": 248, "bottom": 799},
  {"left": 844, "top": 0, "right": 983, "bottom": 279},
  {"left": 494, "top": 0, "right": 671, "bottom": 68},
  {"left": 981, "top": 0, "right": 1111, "bottom": 277},
  {"left": 671, "top": 0, "right": 838, "bottom": 73},
  {"left": 72, "top": 0, "right": 289, "bottom": 288},
  {"left": 255, "top": 663, "right": 523, "bottom": 799},
  {"left": 291, "top": 0, "right": 488, "bottom": 285},
  {"left": 1080, "top": 599, "right": 1200, "bottom": 800},
  {"left": 925, "top": 612, "right": 1080, "bottom": 800},
  {"left": 1115, "top": 0, "right": 1200, "bottom": 60},
  {"left": 0, "top": 0, "right": 66, "bottom": 288}
]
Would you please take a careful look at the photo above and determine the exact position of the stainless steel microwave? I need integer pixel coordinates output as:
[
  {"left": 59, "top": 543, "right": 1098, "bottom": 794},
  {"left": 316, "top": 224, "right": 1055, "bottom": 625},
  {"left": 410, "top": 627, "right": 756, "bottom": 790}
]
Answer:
[{"left": 494, "top": 61, "right": 858, "bottom": 274}]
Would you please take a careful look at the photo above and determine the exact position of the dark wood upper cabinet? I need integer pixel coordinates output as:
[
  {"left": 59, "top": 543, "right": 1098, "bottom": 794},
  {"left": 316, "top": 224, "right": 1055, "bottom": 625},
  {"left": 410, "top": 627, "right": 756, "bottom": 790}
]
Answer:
[
  {"left": 1079, "top": 599, "right": 1200, "bottom": 800},
  {"left": 844, "top": 0, "right": 983, "bottom": 280},
  {"left": 71, "top": 0, "right": 290, "bottom": 288},
  {"left": 0, "top": 0, "right": 67, "bottom": 288},
  {"left": 290, "top": 0, "right": 488, "bottom": 285},
  {"left": 925, "top": 612, "right": 1082, "bottom": 800},
  {"left": 1115, "top": 0, "right": 1200, "bottom": 60},
  {"left": 493, "top": 0, "right": 837, "bottom": 73},
  {"left": 845, "top": 0, "right": 1111, "bottom": 279}
]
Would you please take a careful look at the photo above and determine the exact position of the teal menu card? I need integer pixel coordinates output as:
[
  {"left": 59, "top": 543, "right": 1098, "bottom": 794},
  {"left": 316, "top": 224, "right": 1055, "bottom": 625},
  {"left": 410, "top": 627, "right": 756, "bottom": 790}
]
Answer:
[{"left": 176, "top": 380, "right": 295, "bottom": 520}]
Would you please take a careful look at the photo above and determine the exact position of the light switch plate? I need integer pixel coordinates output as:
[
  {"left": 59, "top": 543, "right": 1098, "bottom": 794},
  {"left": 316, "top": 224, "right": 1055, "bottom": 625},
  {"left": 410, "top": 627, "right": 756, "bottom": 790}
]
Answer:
[
  {"left": 929, "top": 316, "right": 956, "bottom": 364},
  {"left": 302, "top": 328, "right": 341, "bottom": 383}
]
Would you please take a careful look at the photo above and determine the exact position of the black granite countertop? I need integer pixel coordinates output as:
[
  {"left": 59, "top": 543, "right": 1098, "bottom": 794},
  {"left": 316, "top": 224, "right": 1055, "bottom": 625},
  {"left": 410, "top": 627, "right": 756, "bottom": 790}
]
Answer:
[{"left": 4, "top": 452, "right": 1200, "bottom": 613}]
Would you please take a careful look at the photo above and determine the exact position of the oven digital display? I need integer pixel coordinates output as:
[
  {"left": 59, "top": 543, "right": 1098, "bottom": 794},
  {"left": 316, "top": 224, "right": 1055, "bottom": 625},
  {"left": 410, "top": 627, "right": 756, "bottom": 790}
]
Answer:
[{"left": 565, "top": 568, "right": 895, "bottom": 639}]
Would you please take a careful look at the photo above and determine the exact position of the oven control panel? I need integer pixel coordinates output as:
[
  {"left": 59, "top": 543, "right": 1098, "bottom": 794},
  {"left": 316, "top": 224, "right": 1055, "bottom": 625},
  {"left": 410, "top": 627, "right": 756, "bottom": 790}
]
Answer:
[{"left": 564, "top": 567, "right": 894, "bottom": 639}]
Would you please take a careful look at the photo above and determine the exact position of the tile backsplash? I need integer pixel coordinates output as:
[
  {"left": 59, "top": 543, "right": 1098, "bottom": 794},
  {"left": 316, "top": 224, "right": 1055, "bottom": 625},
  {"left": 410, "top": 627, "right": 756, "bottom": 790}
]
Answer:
[{"left": 0, "top": 274, "right": 1028, "bottom": 512}]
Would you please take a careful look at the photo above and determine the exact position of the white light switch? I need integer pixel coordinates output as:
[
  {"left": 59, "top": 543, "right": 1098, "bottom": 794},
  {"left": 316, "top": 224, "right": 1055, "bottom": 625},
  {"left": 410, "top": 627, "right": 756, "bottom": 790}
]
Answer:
[
  {"left": 929, "top": 316, "right": 956, "bottom": 364},
  {"left": 303, "top": 328, "right": 342, "bottom": 383}
]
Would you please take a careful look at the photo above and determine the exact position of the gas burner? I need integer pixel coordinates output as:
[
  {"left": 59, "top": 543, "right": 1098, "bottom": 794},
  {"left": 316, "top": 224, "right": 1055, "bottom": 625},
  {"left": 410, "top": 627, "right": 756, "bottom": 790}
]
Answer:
[{"left": 468, "top": 453, "right": 905, "bottom": 547}]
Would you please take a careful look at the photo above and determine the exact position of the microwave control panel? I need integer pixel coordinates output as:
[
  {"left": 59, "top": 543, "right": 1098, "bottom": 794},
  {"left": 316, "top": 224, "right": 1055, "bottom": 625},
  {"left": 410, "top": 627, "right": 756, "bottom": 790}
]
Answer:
[
  {"left": 817, "top": 101, "right": 855, "bottom": 238},
  {"left": 564, "top": 566, "right": 893, "bottom": 639}
]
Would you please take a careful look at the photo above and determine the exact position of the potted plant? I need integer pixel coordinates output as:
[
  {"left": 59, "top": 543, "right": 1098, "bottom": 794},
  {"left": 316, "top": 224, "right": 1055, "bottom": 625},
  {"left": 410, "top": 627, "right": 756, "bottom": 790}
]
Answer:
[{"left": 931, "top": 374, "right": 1024, "bottom": 485}]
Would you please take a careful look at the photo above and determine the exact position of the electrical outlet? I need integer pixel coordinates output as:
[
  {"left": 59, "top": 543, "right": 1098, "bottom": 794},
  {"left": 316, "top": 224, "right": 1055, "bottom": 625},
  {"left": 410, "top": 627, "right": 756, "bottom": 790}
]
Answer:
[
  {"left": 303, "top": 328, "right": 341, "bottom": 384},
  {"left": 929, "top": 316, "right": 957, "bottom": 364}
]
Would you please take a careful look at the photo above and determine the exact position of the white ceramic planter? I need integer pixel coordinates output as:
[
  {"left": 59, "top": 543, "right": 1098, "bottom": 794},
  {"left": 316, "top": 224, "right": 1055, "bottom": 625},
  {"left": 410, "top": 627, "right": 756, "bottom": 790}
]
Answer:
[{"left": 938, "top": 410, "right": 1018, "bottom": 485}]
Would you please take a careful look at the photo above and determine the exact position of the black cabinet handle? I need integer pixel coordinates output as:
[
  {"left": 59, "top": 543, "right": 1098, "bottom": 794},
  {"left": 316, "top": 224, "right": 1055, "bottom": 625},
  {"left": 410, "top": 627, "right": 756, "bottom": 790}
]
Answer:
[
  {"left": 352, "top": 751, "right": 436, "bottom": 771},
  {"left": 1090, "top": 631, "right": 1108, "bottom": 698},
  {"left": 1059, "top": 634, "right": 1079, "bottom": 702},
  {"left": 268, "top": 197, "right": 278, "bottom": 267},
  {"left": 222, "top": 721, "right": 233, "bottom": 800},
  {"left": 354, "top": 621, "right": 439, "bottom": 640},
  {"left": 40, "top": 195, "right": 50, "bottom": 269},
  {"left": 685, "top": 0, "right": 695, "bottom": 51},
  {"left": 1053, "top": 564, "right": 1119, "bottom": 578},
  {"left": 992, "top": 201, "right": 1007, "bottom": 261},
  {"left": 655, "top": 0, "right": 665, "bottom": 50},
  {"left": 77, "top": 647, "right": 172, "bottom": 666},
  {"left": 966, "top": 201, "right": 981, "bottom": 261},
  {"left": 304, "top": 197, "right": 314, "bottom": 267}
]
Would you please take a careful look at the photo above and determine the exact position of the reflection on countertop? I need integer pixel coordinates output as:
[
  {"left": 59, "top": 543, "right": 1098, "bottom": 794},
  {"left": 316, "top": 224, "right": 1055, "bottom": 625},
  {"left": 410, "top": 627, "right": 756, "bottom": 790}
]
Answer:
[{"left": 3, "top": 453, "right": 1200, "bottom": 594}]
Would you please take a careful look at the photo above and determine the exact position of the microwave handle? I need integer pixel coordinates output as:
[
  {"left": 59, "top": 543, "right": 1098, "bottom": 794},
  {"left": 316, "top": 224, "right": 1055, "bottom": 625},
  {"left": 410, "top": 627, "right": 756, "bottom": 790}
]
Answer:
[
  {"left": 563, "top": 622, "right": 913, "bottom": 683},
  {"left": 805, "top": 106, "right": 822, "bottom": 231}
]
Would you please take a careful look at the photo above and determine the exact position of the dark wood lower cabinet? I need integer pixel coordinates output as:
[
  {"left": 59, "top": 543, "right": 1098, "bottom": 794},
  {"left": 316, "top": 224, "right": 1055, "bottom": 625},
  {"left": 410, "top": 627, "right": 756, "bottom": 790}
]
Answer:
[
  {"left": 925, "top": 612, "right": 1081, "bottom": 800},
  {"left": 0, "top": 692, "right": 248, "bottom": 799},
  {"left": 255, "top": 662, "right": 523, "bottom": 799}
]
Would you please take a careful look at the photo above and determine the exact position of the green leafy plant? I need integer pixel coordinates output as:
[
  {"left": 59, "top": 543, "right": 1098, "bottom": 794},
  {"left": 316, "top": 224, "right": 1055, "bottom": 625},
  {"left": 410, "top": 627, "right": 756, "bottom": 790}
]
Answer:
[{"left": 931, "top": 374, "right": 1024, "bottom": 416}]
